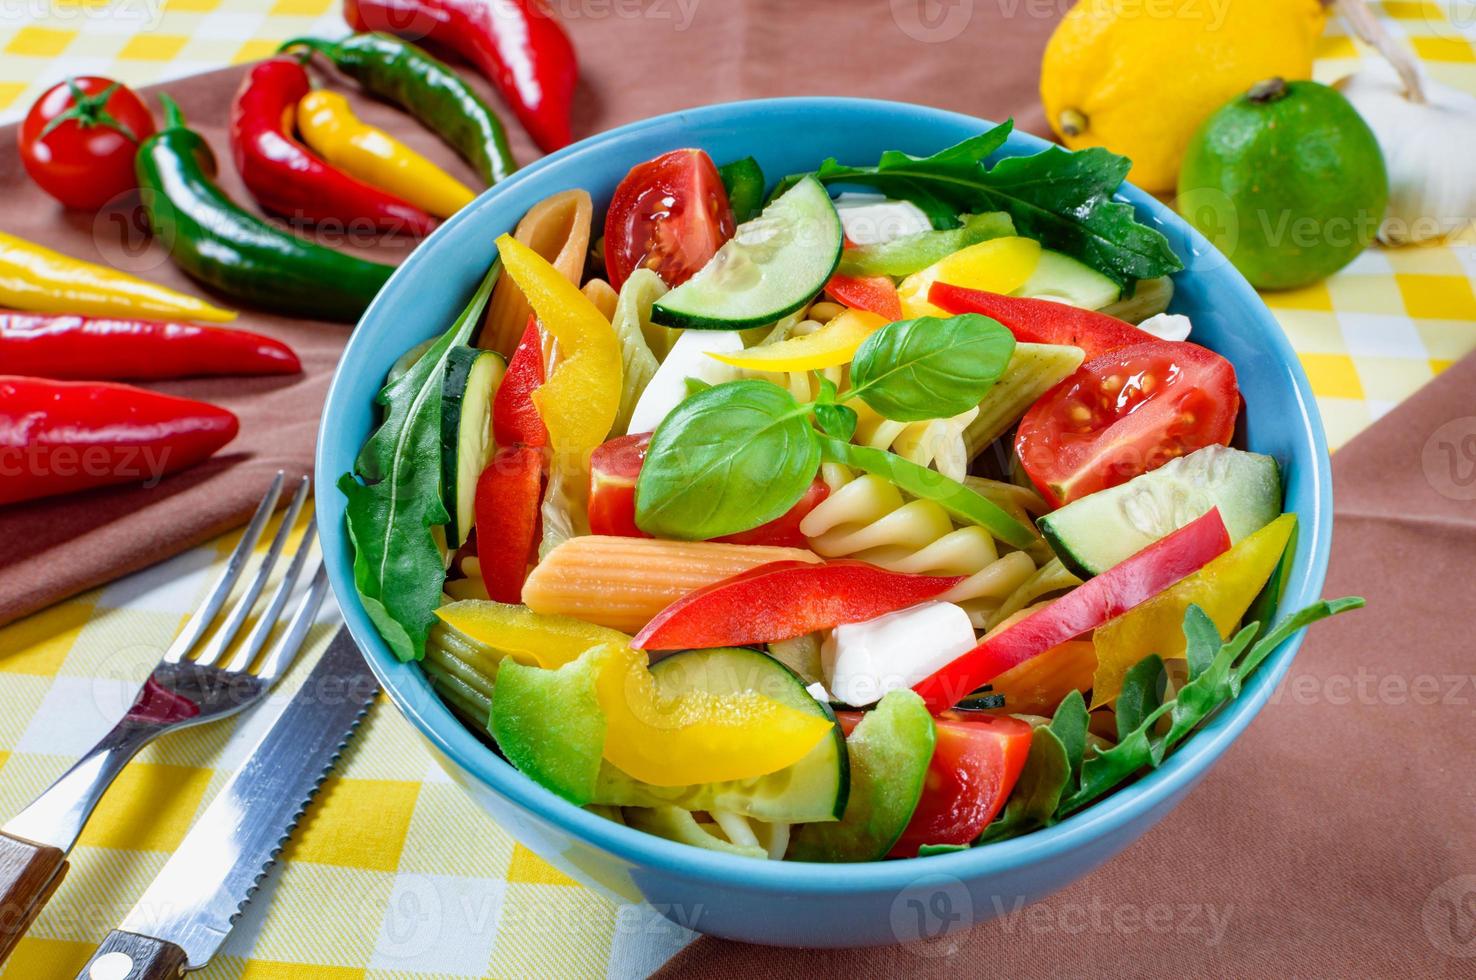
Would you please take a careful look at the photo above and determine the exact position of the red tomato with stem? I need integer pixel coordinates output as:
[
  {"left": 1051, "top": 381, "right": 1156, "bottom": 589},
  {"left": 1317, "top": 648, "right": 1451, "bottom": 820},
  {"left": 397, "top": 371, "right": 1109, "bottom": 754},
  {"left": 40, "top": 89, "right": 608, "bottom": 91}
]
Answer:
[
  {"left": 604, "top": 149, "right": 735, "bottom": 291},
  {"left": 890, "top": 713, "right": 1034, "bottom": 856},
  {"left": 20, "top": 77, "right": 156, "bottom": 211},
  {"left": 1015, "top": 340, "right": 1239, "bottom": 507}
]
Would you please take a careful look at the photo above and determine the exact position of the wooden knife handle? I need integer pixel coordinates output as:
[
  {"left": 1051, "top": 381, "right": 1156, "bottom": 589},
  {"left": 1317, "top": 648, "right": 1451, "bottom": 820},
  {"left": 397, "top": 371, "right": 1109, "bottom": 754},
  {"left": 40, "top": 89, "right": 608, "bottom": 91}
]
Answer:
[
  {"left": 0, "top": 830, "right": 68, "bottom": 963},
  {"left": 77, "top": 930, "right": 189, "bottom": 979}
]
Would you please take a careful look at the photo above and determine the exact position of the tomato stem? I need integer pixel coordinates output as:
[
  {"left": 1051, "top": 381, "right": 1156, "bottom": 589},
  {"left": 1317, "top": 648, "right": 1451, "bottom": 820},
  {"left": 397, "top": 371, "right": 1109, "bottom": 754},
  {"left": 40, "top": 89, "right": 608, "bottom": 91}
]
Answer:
[{"left": 37, "top": 76, "right": 138, "bottom": 143}]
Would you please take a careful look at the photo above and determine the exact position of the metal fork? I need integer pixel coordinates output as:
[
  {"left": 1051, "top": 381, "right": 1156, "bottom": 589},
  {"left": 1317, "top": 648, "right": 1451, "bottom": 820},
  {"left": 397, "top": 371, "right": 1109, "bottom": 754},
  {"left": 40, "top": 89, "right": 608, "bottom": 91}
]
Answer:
[{"left": 0, "top": 472, "right": 329, "bottom": 962}]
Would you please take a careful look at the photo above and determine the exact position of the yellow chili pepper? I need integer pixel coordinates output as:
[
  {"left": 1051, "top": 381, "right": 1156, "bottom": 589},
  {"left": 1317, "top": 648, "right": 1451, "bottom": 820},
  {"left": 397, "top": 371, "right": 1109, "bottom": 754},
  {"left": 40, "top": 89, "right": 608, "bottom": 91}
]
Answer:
[
  {"left": 496, "top": 234, "right": 622, "bottom": 457},
  {"left": 436, "top": 600, "right": 626, "bottom": 670},
  {"left": 592, "top": 643, "right": 832, "bottom": 786},
  {"left": 296, "top": 90, "right": 476, "bottom": 220},
  {"left": 0, "top": 231, "right": 236, "bottom": 322},
  {"left": 707, "top": 309, "right": 886, "bottom": 372},
  {"left": 897, "top": 236, "right": 1042, "bottom": 318},
  {"left": 1091, "top": 513, "right": 1295, "bottom": 707}
]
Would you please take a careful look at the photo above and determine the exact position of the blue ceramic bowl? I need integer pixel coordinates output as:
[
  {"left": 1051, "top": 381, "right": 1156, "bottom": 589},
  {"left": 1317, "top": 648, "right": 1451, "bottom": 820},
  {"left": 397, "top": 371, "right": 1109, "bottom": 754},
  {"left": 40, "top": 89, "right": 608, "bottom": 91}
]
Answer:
[{"left": 316, "top": 98, "right": 1332, "bottom": 948}]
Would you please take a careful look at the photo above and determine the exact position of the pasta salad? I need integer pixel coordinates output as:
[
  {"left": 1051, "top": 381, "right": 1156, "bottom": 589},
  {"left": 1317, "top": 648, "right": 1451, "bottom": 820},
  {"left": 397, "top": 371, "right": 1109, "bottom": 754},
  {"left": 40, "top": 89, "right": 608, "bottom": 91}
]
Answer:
[{"left": 340, "top": 123, "right": 1361, "bottom": 862}]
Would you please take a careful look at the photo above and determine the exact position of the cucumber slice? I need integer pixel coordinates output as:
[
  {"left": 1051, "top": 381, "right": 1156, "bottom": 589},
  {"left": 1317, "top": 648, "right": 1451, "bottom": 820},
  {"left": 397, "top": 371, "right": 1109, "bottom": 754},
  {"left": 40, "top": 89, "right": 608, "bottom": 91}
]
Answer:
[
  {"left": 963, "top": 343, "right": 1085, "bottom": 458},
  {"left": 651, "top": 176, "right": 842, "bottom": 330},
  {"left": 1099, "top": 275, "right": 1174, "bottom": 323},
  {"left": 1039, "top": 444, "right": 1282, "bottom": 577},
  {"left": 441, "top": 346, "right": 506, "bottom": 546},
  {"left": 1015, "top": 249, "right": 1120, "bottom": 310},
  {"left": 592, "top": 647, "right": 849, "bottom": 823},
  {"left": 787, "top": 689, "right": 936, "bottom": 862}
]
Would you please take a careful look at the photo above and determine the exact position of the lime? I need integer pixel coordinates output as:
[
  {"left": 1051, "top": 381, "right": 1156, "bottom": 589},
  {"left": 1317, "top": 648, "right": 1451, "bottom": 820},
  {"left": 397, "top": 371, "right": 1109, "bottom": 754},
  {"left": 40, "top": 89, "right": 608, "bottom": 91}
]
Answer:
[{"left": 1177, "top": 78, "right": 1388, "bottom": 290}]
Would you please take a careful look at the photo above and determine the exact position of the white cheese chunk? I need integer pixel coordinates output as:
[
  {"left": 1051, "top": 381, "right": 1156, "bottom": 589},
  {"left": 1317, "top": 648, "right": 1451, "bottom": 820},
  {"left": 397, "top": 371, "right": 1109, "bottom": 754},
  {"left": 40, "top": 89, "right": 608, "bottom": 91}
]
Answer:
[
  {"left": 832, "top": 193, "right": 933, "bottom": 246},
  {"left": 1137, "top": 312, "right": 1192, "bottom": 342},
  {"left": 822, "top": 601, "right": 977, "bottom": 707},
  {"left": 626, "top": 328, "right": 744, "bottom": 434}
]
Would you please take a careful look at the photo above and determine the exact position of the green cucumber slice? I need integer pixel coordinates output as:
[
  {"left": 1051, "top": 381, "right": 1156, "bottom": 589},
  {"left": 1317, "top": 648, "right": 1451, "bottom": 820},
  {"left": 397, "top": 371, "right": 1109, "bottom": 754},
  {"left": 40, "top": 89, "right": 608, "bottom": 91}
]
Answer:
[
  {"left": 652, "top": 176, "right": 842, "bottom": 330},
  {"left": 1016, "top": 249, "right": 1120, "bottom": 309},
  {"left": 963, "top": 342, "right": 1086, "bottom": 458},
  {"left": 787, "top": 689, "right": 936, "bottom": 862},
  {"left": 440, "top": 346, "right": 505, "bottom": 547},
  {"left": 1039, "top": 444, "right": 1282, "bottom": 577},
  {"left": 592, "top": 647, "right": 849, "bottom": 823}
]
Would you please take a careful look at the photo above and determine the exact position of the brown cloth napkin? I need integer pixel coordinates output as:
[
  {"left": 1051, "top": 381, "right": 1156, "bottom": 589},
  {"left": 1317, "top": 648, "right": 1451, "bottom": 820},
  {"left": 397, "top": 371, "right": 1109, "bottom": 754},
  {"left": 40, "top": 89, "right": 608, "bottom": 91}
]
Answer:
[
  {"left": 656, "top": 352, "right": 1476, "bottom": 976},
  {"left": 0, "top": 0, "right": 1058, "bottom": 625}
]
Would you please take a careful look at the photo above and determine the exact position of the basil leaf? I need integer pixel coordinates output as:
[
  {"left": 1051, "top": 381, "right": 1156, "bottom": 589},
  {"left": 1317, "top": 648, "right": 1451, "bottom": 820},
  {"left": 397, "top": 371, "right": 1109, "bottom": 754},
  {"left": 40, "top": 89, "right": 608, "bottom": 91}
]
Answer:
[
  {"left": 838, "top": 212, "right": 1016, "bottom": 278},
  {"left": 683, "top": 376, "right": 713, "bottom": 398},
  {"left": 636, "top": 380, "right": 820, "bottom": 539},
  {"left": 340, "top": 260, "right": 501, "bottom": 662},
  {"left": 815, "top": 375, "right": 839, "bottom": 404},
  {"left": 818, "top": 436, "right": 1037, "bottom": 549},
  {"left": 815, "top": 403, "right": 858, "bottom": 441},
  {"left": 849, "top": 314, "right": 1015, "bottom": 422},
  {"left": 1115, "top": 654, "right": 1165, "bottom": 741},
  {"left": 793, "top": 124, "right": 1183, "bottom": 288},
  {"left": 978, "top": 724, "right": 1069, "bottom": 845}
]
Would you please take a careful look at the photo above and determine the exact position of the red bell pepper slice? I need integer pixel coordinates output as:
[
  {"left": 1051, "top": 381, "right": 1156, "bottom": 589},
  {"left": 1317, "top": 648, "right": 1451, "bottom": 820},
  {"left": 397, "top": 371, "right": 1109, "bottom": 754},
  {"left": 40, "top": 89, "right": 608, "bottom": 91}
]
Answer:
[
  {"left": 229, "top": 57, "right": 436, "bottom": 236},
  {"left": 889, "top": 713, "right": 1033, "bottom": 856},
  {"left": 474, "top": 445, "right": 544, "bottom": 602},
  {"left": 588, "top": 431, "right": 829, "bottom": 547},
  {"left": 0, "top": 312, "right": 300, "bottom": 380},
  {"left": 492, "top": 315, "right": 547, "bottom": 449},
  {"left": 631, "top": 559, "right": 966, "bottom": 652},
  {"left": 928, "top": 283, "right": 1154, "bottom": 361},
  {"left": 912, "top": 508, "right": 1232, "bottom": 712},
  {"left": 0, "top": 376, "right": 238, "bottom": 505},
  {"left": 826, "top": 273, "right": 902, "bottom": 322}
]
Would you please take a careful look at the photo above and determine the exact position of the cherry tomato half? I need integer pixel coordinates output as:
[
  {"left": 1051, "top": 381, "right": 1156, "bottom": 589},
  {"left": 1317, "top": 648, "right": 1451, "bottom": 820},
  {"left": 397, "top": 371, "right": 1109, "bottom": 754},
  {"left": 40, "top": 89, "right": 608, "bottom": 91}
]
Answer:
[
  {"left": 20, "top": 77, "right": 156, "bottom": 211},
  {"left": 890, "top": 713, "right": 1034, "bottom": 856},
  {"left": 604, "top": 148, "right": 735, "bottom": 292},
  {"left": 1015, "top": 340, "right": 1239, "bottom": 507}
]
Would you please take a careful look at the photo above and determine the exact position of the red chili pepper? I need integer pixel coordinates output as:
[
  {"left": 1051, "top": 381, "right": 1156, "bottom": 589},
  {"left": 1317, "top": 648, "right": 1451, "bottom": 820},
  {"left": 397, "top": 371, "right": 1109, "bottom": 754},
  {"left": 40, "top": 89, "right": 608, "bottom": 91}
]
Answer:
[
  {"left": 587, "top": 431, "right": 829, "bottom": 547},
  {"left": 912, "top": 508, "right": 1232, "bottom": 713},
  {"left": 229, "top": 58, "right": 436, "bottom": 236},
  {"left": 631, "top": 559, "right": 966, "bottom": 652},
  {"left": 492, "top": 315, "right": 547, "bottom": 448},
  {"left": 0, "top": 376, "right": 239, "bottom": 505},
  {"left": 345, "top": 0, "right": 577, "bottom": 152},
  {"left": 826, "top": 273, "right": 902, "bottom": 322},
  {"left": 928, "top": 283, "right": 1154, "bottom": 361},
  {"left": 473, "top": 444, "right": 543, "bottom": 602},
  {"left": 0, "top": 312, "right": 301, "bottom": 381}
]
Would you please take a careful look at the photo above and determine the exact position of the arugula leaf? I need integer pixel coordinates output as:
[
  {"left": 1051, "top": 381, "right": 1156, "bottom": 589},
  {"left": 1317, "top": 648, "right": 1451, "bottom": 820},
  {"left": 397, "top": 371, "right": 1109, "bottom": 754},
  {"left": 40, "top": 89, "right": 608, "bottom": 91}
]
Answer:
[
  {"left": 917, "top": 843, "right": 970, "bottom": 857},
  {"left": 791, "top": 124, "right": 1182, "bottom": 288},
  {"left": 1049, "top": 689, "right": 1089, "bottom": 790},
  {"left": 847, "top": 314, "right": 1015, "bottom": 422},
  {"left": 817, "top": 435, "right": 1037, "bottom": 549},
  {"left": 635, "top": 380, "right": 820, "bottom": 539},
  {"left": 1182, "top": 603, "right": 1222, "bottom": 681},
  {"left": 838, "top": 212, "right": 1016, "bottom": 278},
  {"left": 1115, "top": 654, "right": 1165, "bottom": 741},
  {"left": 977, "top": 724, "right": 1070, "bottom": 844},
  {"left": 1233, "top": 596, "right": 1365, "bottom": 683},
  {"left": 339, "top": 261, "right": 501, "bottom": 662}
]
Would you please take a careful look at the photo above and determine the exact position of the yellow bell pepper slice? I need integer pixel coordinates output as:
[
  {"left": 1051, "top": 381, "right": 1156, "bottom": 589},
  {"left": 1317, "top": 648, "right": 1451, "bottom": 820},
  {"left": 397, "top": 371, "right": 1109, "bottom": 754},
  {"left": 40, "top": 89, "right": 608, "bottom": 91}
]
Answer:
[
  {"left": 593, "top": 643, "right": 832, "bottom": 786},
  {"left": 496, "top": 234, "right": 622, "bottom": 455},
  {"left": 898, "top": 236, "right": 1041, "bottom": 318},
  {"left": 297, "top": 91, "right": 476, "bottom": 219},
  {"left": 707, "top": 309, "right": 887, "bottom": 372},
  {"left": 0, "top": 231, "right": 236, "bottom": 322},
  {"left": 1091, "top": 513, "right": 1295, "bottom": 707},
  {"left": 435, "top": 600, "right": 628, "bottom": 670}
]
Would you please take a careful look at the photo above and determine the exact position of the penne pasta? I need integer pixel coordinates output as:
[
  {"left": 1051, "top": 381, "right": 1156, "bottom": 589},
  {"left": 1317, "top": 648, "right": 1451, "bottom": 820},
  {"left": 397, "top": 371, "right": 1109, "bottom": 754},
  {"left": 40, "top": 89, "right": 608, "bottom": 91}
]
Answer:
[
  {"left": 583, "top": 277, "right": 619, "bottom": 320},
  {"left": 479, "top": 189, "right": 594, "bottom": 356},
  {"left": 521, "top": 536, "right": 820, "bottom": 633}
]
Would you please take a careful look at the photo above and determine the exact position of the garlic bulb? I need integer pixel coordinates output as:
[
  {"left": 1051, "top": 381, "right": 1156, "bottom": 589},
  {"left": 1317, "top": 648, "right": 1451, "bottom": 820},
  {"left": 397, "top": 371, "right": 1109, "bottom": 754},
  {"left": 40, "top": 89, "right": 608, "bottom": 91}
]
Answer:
[{"left": 1336, "top": 60, "right": 1476, "bottom": 245}]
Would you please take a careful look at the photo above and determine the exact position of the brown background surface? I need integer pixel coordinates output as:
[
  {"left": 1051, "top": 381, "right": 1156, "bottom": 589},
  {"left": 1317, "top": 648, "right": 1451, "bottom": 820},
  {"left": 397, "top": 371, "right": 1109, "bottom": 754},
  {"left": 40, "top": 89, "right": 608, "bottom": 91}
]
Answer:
[{"left": 0, "top": 0, "right": 1059, "bottom": 624}]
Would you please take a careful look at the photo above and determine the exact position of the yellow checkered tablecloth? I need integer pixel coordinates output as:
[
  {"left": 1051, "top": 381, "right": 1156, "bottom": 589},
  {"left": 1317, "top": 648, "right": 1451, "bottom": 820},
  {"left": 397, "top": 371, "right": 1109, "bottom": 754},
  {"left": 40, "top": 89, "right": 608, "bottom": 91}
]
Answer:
[{"left": 1, "top": 2, "right": 1474, "bottom": 978}]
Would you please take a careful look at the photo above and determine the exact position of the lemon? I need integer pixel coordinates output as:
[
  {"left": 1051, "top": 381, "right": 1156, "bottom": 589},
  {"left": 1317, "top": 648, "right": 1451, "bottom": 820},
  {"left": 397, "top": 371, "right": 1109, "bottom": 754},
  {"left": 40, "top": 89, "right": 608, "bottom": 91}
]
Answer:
[
  {"left": 1177, "top": 78, "right": 1388, "bottom": 290},
  {"left": 1040, "top": 0, "right": 1327, "bottom": 192}
]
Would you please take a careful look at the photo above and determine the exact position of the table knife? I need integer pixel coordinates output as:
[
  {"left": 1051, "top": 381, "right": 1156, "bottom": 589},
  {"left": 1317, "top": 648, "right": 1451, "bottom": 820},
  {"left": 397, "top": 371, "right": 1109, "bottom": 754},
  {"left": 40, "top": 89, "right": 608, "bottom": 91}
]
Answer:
[{"left": 75, "top": 627, "right": 378, "bottom": 979}]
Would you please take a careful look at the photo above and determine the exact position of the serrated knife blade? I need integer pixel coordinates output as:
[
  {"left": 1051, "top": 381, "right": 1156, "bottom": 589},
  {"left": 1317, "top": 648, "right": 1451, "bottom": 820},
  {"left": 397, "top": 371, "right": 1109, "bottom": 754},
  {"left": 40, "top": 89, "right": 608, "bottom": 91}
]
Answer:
[{"left": 76, "top": 628, "right": 378, "bottom": 979}]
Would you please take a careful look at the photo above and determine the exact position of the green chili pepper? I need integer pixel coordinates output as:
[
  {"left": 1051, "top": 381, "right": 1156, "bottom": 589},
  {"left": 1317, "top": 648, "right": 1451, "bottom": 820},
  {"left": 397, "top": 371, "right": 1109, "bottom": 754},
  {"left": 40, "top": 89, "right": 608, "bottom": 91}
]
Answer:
[
  {"left": 135, "top": 95, "right": 395, "bottom": 323},
  {"left": 282, "top": 32, "right": 517, "bottom": 186}
]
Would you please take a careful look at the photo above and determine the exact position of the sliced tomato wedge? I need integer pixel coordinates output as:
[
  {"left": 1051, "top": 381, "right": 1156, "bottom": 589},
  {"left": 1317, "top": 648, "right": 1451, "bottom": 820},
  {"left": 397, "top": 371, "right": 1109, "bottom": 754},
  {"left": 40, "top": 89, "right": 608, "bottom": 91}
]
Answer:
[
  {"left": 589, "top": 431, "right": 829, "bottom": 547},
  {"left": 826, "top": 273, "right": 902, "bottom": 321},
  {"left": 604, "top": 148, "right": 735, "bottom": 292},
  {"left": 890, "top": 713, "right": 1033, "bottom": 856},
  {"left": 928, "top": 283, "right": 1154, "bottom": 361},
  {"left": 1016, "top": 340, "right": 1239, "bottom": 507}
]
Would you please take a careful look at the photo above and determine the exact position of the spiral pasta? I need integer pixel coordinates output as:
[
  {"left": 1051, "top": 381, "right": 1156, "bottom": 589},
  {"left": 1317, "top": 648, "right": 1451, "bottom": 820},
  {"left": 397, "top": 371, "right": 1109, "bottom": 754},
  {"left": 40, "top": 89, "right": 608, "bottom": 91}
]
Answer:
[
  {"left": 853, "top": 401, "right": 979, "bottom": 483},
  {"left": 799, "top": 474, "right": 1038, "bottom": 627}
]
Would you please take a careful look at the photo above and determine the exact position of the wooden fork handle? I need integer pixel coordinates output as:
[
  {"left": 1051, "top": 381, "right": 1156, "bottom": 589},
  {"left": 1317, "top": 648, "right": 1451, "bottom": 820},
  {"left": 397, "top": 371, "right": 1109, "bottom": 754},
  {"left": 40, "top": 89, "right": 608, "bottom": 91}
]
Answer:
[{"left": 0, "top": 830, "right": 68, "bottom": 963}]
